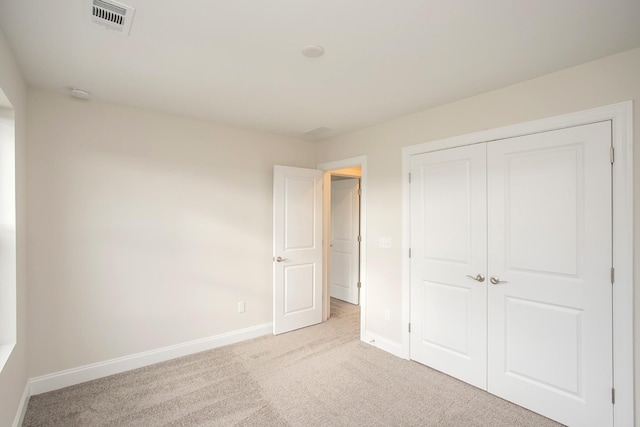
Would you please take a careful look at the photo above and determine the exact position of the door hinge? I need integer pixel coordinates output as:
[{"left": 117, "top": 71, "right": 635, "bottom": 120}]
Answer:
[
  {"left": 357, "top": 235, "right": 362, "bottom": 242},
  {"left": 612, "top": 388, "right": 616, "bottom": 404},
  {"left": 357, "top": 188, "right": 362, "bottom": 196},
  {"left": 610, "top": 146, "right": 615, "bottom": 164},
  {"left": 408, "top": 173, "right": 412, "bottom": 183},
  {"left": 611, "top": 267, "right": 615, "bottom": 285},
  {"left": 357, "top": 281, "right": 362, "bottom": 289},
  {"left": 409, "top": 248, "right": 412, "bottom": 258},
  {"left": 408, "top": 323, "right": 411, "bottom": 333}
]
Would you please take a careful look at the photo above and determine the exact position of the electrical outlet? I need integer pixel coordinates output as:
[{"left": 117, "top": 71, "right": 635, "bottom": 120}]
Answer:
[
  {"left": 384, "top": 308, "right": 391, "bottom": 321},
  {"left": 237, "top": 301, "right": 245, "bottom": 313}
]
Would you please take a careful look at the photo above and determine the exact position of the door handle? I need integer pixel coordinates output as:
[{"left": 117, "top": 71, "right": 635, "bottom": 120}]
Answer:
[
  {"left": 489, "top": 276, "right": 507, "bottom": 285},
  {"left": 466, "top": 274, "right": 485, "bottom": 283},
  {"left": 275, "top": 256, "right": 288, "bottom": 262}
]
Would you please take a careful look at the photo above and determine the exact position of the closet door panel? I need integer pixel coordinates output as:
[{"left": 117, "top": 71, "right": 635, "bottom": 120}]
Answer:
[
  {"left": 410, "top": 144, "right": 487, "bottom": 389},
  {"left": 486, "top": 121, "right": 613, "bottom": 427}
]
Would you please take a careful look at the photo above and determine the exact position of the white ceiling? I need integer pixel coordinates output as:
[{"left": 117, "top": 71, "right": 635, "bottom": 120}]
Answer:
[{"left": 1, "top": 0, "right": 639, "bottom": 139}]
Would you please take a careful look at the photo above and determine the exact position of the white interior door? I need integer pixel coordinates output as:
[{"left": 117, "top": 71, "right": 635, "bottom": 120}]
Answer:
[
  {"left": 273, "top": 165, "right": 323, "bottom": 335},
  {"left": 330, "top": 178, "right": 360, "bottom": 305},
  {"left": 486, "top": 122, "right": 613, "bottom": 427},
  {"left": 410, "top": 144, "right": 488, "bottom": 389}
]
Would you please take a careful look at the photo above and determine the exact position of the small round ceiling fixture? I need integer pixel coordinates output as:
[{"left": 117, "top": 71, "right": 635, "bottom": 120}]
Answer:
[
  {"left": 69, "top": 88, "right": 90, "bottom": 100},
  {"left": 302, "top": 45, "right": 325, "bottom": 58}
]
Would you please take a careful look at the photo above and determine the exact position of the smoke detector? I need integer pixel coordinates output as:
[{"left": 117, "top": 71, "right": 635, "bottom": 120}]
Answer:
[
  {"left": 88, "top": 0, "right": 135, "bottom": 35},
  {"left": 302, "top": 45, "right": 325, "bottom": 58}
]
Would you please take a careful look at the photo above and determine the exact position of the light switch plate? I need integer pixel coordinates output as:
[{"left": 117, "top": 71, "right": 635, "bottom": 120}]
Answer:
[{"left": 379, "top": 237, "right": 392, "bottom": 248}]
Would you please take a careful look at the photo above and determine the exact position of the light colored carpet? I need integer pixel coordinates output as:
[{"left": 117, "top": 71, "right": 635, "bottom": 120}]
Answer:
[{"left": 23, "top": 299, "right": 563, "bottom": 426}]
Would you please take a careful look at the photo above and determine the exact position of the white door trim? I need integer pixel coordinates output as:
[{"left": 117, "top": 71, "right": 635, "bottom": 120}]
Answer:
[
  {"left": 317, "top": 156, "right": 367, "bottom": 343},
  {"left": 401, "top": 101, "right": 633, "bottom": 425}
]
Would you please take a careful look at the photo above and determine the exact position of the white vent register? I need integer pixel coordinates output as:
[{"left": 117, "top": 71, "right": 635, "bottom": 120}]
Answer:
[{"left": 88, "top": 0, "right": 135, "bottom": 35}]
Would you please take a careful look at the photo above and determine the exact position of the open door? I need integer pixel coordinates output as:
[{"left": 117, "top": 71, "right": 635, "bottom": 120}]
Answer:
[
  {"left": 273, "top": 165, "right": 324, "bottom": 335},
  {"left": 329, "top": 178, "right": 360, "bottom": 305}
]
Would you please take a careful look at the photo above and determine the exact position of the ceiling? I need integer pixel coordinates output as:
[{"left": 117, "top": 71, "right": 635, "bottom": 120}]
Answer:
[{"left": 1, "top": 0, "right": 639, "bottom": 139}]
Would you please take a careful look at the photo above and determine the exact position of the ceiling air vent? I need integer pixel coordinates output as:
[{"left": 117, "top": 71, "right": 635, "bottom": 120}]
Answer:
[
  {"left": 89, "top": 0, "right": 135, "bottom": 35},
  {"left": 303, "top": 126, "right": 333, "bottom": 140}
]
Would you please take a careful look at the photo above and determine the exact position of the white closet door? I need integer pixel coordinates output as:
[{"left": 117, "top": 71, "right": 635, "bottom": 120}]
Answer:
[
  {"left": 486, "top": 121, "right": 613, "bottom": 427},
  {"left": 410, "top": 144, "right": 488, "bottom": 389}
]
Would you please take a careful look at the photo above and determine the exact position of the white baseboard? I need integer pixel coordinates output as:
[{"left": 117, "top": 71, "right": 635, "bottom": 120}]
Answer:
[
  {"left": 362, "top": 331, "right": 405, "bottom": 359},
  {"left": 12, "top": 381, "right": 30, "bottom": 427},
  {"left": 29, "top": 322, "right": 272, "bottom": 396}
]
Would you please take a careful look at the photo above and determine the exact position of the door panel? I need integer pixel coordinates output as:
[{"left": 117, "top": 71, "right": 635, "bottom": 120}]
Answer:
[
  {"left": 422, "top": 159, "right": 474, "bottom": 263},
  {"left": 487, "top": 121, "right": 612, "bottom": 427},
  {"left": 422, "top": 282, "right": 472, "bottom": 356},
  {"left": 330, "top": 178, "right": 360, "bottom": 304},
  {"left": 504, "top": 297, "right": 581, "bottom": 394},
  {"left": 283, "top": 176, "right": 317, "bottom": 250},
  {"left": 410, "top": 144, "right": 488, "bottom": 389},
  {"left": 504, "top": 146, "right": 581, "bottom": 275},
  {"left": 273, "top": 166, "right": 323, "bottom": 335},
  {"left": 284, "top": 264, "right": 316, "bottom": 313}
]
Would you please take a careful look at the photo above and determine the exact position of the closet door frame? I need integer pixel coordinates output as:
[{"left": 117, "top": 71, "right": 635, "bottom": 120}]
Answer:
[{"left": 401, "top": 101, "right": 633, "bottom": 426}]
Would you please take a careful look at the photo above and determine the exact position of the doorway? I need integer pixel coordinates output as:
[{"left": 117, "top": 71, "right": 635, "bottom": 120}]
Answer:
[
  {"left": 329, "top": 170, "right": 361, "bottom": 305},
  {"left": 318, "top": 156, "right": 367, "bottom": 338},
  {"left": 272, "top": 157, "right": 367, "bottom": 337}
]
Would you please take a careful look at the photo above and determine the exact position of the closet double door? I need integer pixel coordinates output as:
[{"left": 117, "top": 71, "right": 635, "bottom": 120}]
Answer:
[{"left": 409, "top": 122, "right": 613, "bottom": 427}]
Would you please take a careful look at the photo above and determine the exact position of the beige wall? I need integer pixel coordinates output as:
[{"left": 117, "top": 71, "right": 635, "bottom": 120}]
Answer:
[
  {"left": 27, "top": 90, "right": 315, "bottom": 376},
  {"left": 0, "top": 27, "right": 28, "bottom": 427},
  {"left": 316, "top": 46, "right": 640, "bottom": 419}
]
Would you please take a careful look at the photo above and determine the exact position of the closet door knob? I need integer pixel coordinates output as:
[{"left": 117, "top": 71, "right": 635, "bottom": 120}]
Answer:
[
  {"left": 490, "top": 276, "right": 507, "bottom": 285},
  {"left": 466, "top": 274, "right": 485, "bottom": 282}
]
